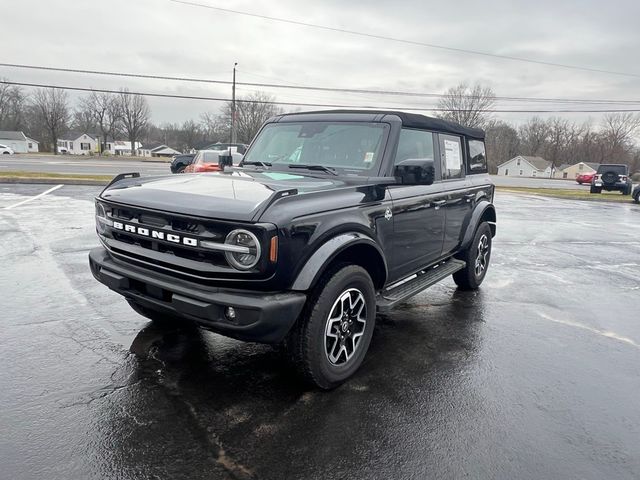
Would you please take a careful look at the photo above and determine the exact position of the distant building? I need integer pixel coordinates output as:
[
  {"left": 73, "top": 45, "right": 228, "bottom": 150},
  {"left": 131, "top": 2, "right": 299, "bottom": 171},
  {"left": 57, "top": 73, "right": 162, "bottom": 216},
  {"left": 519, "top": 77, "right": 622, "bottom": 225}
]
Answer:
[
  {"left": 107, "top": 140, "right": 142, "bottom": 156},
  {"left": 555, "top": 162, "right": 600, "bottom": 179},
  {"left": 0, "top": 131, "right": 39, "bottom": 153},
  {"left": 140, "top": 143, "right": 182, "bottom": 158},
  {"left": 57, "top": 132, "right": 98, "bottom": 155},
  {"left": 497, "top": 155, "right": 552, "bottom": 178}
]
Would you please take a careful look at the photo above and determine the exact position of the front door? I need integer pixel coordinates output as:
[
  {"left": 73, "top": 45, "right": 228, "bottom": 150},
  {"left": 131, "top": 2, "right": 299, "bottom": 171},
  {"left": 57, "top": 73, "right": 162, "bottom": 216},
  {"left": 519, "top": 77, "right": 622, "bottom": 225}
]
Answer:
[{"left": 387, "top": 128, "right": 446, "bottom": 282}]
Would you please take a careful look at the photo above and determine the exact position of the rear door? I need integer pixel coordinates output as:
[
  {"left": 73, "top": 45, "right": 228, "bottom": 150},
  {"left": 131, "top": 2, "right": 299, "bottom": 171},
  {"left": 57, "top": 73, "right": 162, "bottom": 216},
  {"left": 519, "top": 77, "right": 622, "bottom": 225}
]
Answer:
[
  {"left": 387, "top": 128, "right": 446, "bottom": 281},
  {"left": 438, "top": 134, "right": 473, "bottom": 255}
]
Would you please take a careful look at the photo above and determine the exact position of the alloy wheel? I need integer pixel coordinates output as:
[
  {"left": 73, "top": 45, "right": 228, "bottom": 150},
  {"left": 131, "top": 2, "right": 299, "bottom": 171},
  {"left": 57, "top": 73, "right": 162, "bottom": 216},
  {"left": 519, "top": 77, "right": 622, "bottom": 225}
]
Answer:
[
  {"left": 474, "top": 234, "right": 490, "bottom": 277},
  {"left": 324, "top": 288, "right": 367, "bottom": 366}
]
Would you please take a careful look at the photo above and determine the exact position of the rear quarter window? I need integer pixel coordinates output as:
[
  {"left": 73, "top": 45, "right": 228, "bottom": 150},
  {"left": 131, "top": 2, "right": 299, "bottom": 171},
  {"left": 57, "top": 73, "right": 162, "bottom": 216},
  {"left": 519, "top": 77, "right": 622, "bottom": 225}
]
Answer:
[{"left": 467, "top": 140, "right": 487, "bottom": 174}]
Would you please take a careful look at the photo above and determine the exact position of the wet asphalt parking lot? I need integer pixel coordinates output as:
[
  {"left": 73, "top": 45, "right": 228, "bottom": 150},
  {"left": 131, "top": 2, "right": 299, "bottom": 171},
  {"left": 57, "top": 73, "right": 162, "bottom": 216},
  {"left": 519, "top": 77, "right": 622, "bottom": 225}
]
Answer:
[{"left": 1, "top": 183, "right": 639, "bottom": 480}]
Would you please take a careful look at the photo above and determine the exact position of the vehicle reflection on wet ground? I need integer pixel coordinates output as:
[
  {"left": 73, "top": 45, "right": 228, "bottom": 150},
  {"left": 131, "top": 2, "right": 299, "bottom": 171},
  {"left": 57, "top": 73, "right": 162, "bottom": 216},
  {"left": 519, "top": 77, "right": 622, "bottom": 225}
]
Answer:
[{"left": 1, "top": 184, "right": 639, "bottom": 479}]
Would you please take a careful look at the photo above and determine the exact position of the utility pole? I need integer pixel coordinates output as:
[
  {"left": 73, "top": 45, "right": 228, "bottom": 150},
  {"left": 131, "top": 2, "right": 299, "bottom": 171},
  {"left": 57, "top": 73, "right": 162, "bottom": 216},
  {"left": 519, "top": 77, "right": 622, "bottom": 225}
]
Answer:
[{"left": 231, "top": 62, "right": 238, "bottom": 143}]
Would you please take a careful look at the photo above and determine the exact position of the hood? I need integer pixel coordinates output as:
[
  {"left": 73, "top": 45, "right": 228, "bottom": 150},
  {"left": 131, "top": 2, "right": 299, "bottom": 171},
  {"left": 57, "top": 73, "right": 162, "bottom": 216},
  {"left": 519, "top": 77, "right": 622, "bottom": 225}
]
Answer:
[{"left": 100, "top": 171, "right": 347, "bottom": 222}]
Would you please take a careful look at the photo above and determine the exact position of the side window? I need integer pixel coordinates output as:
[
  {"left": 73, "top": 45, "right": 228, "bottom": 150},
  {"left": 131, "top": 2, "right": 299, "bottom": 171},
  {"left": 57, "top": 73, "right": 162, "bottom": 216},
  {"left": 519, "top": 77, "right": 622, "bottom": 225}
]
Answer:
[
  {"left": 467, "top": 139, "right": 487, "bottom": 173},
  {"left": 439, "top": 134, "right": 463, "bottom": 179},
  {"left": 394, "top": 128, "right": 435, "bottom": 165}
]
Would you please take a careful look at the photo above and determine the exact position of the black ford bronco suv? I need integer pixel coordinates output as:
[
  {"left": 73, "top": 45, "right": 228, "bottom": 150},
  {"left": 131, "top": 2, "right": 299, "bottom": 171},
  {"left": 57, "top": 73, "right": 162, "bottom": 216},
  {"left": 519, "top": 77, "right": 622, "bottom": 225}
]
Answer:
[{"left": 89, "top": 110, "right": 496, "bottom": 389}]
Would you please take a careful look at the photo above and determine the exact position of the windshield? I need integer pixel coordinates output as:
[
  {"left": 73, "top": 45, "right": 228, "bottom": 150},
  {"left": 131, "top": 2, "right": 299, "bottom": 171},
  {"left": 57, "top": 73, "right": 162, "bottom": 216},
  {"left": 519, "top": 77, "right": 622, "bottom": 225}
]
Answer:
[{"left": 243, "top": 122, "right": 388, "bottom": 174}]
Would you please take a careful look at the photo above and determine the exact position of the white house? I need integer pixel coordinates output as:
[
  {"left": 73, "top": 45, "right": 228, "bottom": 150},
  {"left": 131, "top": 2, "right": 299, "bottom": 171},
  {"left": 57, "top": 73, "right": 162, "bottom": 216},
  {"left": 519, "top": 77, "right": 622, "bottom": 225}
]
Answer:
[
  {"left": 25, "top": 136, "right": 39, "bottom": 152},
  {"left": 57, "top": 132, "right": 98, "bottom": 155},
  {"left": 497, "top": 156, "right": 553, "bottom": 178},
  {"left": 104, "top": 140, "right": 142, "bottom": 156},
  {"left": 140, "top": 143, "right": 182, "bottom": 158},
  {"left": 0, "top": 131, "right": 38, "bottom": 153}
]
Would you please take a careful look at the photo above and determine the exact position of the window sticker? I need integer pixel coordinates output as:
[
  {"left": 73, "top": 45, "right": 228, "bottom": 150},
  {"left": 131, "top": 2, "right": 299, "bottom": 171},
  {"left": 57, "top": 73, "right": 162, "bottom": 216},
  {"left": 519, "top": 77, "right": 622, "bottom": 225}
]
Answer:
[
  {"left": 443, "top": 139, "right": 461, "bottom": 170},
  {"left": 363, "top": 152, "right": 375, "bottom": 163}
]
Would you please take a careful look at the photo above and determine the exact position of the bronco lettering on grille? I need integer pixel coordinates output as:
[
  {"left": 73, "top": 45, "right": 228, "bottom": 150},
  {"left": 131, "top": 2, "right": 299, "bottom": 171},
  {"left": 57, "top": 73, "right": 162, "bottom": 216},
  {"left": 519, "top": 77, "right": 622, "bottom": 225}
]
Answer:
[{"left": 113, "top": 221, "right": 198, "bottom": 247}]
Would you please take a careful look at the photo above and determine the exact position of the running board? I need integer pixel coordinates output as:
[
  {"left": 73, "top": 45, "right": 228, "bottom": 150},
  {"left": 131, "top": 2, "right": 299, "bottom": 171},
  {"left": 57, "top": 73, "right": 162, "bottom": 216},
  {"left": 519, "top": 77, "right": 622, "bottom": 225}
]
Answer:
[{"left": 376, "top": 258, "right": 466, "bottom": 312}]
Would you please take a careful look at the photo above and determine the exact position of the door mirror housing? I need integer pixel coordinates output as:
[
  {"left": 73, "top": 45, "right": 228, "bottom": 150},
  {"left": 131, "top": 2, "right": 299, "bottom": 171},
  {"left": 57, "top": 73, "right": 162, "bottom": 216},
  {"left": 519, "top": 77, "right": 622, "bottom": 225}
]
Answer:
[
  {"left": 394, "top": 158, "right": 435, "bottom": 185},
  {"left": 218, "top": 151, "right": 233, "bottom": 169}
]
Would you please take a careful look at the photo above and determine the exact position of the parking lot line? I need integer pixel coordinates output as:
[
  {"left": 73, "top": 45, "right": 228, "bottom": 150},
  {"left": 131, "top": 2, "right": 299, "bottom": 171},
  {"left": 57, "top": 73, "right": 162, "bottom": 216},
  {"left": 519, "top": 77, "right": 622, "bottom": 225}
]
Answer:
[{"left": 4, "top": 184, "right": 64, "bottom": 210}]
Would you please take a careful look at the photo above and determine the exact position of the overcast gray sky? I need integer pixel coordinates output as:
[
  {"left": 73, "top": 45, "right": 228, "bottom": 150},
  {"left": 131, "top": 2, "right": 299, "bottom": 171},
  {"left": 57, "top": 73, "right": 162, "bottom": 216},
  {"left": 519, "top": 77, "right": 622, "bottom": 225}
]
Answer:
[{"left": 3, "top": 0, "right": 640, "bottom": 126}]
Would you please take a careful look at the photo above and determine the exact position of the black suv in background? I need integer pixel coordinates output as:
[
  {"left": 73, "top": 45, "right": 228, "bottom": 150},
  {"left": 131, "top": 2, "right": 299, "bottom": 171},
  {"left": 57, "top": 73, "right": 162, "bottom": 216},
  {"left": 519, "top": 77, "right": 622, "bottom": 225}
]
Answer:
[
  {"left": 90, "top": 110, "right": 496, "bottom": 389},
  {"left": 591, "top": 164, "right": 633, "bottom": 195},
  {"left": 170, "top": 153, "right": 196, "bottom": 173}
]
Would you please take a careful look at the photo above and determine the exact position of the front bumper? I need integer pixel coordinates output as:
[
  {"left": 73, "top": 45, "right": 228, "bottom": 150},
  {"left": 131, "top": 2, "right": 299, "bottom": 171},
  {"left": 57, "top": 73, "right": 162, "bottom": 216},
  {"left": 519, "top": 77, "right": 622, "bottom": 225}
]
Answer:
[{"left": 89, "top": 247, "right": 306, "bottom": 343}]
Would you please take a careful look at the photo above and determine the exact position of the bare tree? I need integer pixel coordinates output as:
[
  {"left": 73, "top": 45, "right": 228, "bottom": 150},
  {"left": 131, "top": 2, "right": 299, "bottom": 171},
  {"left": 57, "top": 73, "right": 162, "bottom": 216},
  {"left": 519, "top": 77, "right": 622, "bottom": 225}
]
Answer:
[
  {"left": 518, "top": 117, "right": 551, "bottom": 156},
  {"left": 200, "top": 111, "right": 229, "bottom": 142},
  {"left": 0, "top": 81, "right": 27, "bottom": 131},
  {"left": 33, "top": 88, "right": 70, "bottom": 154},
  {"left": 436, "top": 83, "right": 496, "bottom": 129},
  {"left": 599, "top": 113, "right": 640, "bottom": 162},
  {"left": 484, "top": 120, "right": 520, "bottom": 173},
  {"left": 222, "top": 92, "right": 281, "bottom": 144},
  {"left": 118, "top": 89, "right": 150, "bottom": 155},
  {"left": 79, "top": 92, "right": 122, "bottom": 153}
]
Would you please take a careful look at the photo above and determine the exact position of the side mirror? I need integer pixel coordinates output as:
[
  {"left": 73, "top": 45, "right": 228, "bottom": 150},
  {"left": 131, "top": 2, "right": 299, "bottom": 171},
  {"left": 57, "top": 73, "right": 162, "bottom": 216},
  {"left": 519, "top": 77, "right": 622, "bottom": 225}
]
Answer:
[
  {"left": 218, "top": 150, "right": 233, "bottom": 169},
  {"left": 394, "top": 158, "right": 435, "bottom": 185}
]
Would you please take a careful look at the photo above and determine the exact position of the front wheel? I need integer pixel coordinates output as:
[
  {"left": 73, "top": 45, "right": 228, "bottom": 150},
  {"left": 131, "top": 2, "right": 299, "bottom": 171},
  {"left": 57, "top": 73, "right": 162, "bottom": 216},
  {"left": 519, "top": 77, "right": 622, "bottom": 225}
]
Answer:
[
  {"left": 590, "top": 186, "right": 602, "bottom": 194},
  {"left": 634, "top": 191, "right": 640, "bottom": 204},
  {"left": 453, "top": 222, "right": 492, "bottom": 291},
  {"left": 286, "top": 265, "right": 376, "bottom": 390}
]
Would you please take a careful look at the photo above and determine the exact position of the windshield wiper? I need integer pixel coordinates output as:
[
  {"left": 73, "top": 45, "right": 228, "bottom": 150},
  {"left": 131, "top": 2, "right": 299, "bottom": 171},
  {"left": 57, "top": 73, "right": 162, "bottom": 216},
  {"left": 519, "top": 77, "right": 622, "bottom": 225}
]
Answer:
[
  {"left": 241, "top": 160, "right": 272, "bottom": 167},
  {"left": 288, "top": 164, "right": 338, "bottom": 176}
]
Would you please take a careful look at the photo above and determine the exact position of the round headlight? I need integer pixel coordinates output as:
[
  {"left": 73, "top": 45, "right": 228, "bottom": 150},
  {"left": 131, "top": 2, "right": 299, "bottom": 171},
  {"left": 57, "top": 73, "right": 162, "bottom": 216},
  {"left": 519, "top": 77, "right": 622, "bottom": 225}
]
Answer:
[{"left": 224, "top": 229, "right": 261, "bottom": 270}]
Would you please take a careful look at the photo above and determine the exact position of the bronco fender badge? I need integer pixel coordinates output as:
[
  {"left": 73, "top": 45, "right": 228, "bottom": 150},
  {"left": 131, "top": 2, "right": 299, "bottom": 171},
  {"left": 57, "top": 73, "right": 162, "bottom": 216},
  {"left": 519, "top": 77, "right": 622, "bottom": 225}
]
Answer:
[{"left": 384, "top": 207, "right": 393, "bottom": 221}]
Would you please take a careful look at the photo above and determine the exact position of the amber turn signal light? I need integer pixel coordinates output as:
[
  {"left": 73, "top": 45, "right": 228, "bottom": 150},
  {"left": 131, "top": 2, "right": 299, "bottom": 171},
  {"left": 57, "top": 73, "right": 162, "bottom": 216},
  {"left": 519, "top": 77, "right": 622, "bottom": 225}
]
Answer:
[{"left": 269, "top": 236, "right": 278, "bottom": 262}]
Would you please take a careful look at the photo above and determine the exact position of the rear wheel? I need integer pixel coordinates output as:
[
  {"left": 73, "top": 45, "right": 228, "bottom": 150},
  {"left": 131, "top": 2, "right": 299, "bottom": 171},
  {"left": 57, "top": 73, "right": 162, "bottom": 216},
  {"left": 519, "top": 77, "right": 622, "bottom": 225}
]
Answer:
[
  {"left": 634, "top": 190, "right": 640, "bottom": 204},
  {"left": 286, "top": 265, "right": 376, "bottom": 390},
  {"left": 175, "top": 164, "right": 186, "bottom": 174},
  {"left": 623, "top": 185, "right": 632, "bottom": 196},
  {"left": 453, "top": 222, "right": 492, "bottom": 291},
  {"left": 590, "top": 186, "right": 602, "bottom": 194}
]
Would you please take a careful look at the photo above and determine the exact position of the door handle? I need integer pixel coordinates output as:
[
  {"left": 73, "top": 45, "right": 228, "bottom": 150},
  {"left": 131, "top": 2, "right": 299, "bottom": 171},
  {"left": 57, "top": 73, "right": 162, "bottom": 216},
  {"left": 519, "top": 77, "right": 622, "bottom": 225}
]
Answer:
[
  {"left": 433, "top": 200, "right": 447, "bottom": 210},
  {"left": 464, "top": 193, "right": 475, "bottom": 202}
]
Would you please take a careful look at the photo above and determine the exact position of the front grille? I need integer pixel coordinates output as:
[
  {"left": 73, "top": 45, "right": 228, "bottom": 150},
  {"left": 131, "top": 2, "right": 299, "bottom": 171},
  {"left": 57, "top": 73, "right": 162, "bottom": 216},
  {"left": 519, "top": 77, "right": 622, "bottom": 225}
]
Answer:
[{"left": 99, "top": 201, "right": 256, "bottom": 276}]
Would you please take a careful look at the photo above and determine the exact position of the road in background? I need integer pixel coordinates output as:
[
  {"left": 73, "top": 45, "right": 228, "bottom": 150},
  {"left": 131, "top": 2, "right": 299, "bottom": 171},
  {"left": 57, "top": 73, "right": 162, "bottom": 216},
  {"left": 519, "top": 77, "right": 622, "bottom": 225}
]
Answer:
[
  {"left": 0, "top": 155, "right": 602, "bottom": 190},
  {"left": 0, "top": 154, "right": 169, "bottom": 176},
  {"left": 490, "top": 175, "right": 586, "bottom": 189},
  {"left": 1, "top": 183, "right": 639, "bottom": 479}
]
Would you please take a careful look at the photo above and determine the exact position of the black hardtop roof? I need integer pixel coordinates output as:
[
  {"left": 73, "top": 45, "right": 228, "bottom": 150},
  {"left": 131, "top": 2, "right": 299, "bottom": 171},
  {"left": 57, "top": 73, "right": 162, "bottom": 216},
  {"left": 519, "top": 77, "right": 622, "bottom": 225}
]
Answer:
[{"left": 274, "top": 109, "right": 485, "bottom": 140}]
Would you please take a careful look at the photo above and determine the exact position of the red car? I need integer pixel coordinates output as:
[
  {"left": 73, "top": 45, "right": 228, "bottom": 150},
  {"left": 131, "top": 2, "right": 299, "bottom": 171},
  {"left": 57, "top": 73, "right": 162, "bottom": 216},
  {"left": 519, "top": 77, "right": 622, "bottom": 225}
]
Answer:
[
  {"left": 576, "top": 172, "right": 596, "bottom": 184},
  {"left": 183, "top": 147, "right": 245, "bottom": 173}
]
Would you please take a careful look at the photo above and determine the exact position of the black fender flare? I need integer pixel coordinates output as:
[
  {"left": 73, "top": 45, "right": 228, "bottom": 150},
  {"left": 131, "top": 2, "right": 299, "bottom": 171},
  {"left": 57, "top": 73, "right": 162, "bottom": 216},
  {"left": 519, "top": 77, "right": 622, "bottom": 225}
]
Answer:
[
  {"left": 460, "top": 201, "right": 497, "bottom": 251},
  {"left": 291, "top": 232, "right": 388, "bottom": 291}
]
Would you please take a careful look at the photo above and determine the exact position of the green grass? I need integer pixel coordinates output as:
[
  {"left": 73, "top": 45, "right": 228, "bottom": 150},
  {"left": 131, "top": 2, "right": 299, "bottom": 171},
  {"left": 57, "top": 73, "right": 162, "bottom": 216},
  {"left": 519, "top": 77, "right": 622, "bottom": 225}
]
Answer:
[
  {"left": 0, "top": 171, "right": 112, "bottom": 181},
  {"left": 496, "top": 186, "right": 634, "bottom": 203}
]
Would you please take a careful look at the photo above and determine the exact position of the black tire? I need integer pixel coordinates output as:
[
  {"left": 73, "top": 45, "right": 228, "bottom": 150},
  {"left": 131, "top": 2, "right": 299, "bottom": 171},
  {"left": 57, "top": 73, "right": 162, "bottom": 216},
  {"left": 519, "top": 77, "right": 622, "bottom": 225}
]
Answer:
[
  {"left": 634, "top": 190, "right": 640, "bottom": 204},
  {"left": 2, "top": 151, "right": 9, "bottom": 155},
  {"left": 453, "top": 222, "right": 492, "bottom": 291},
  {"left": 286, "top": 264, "right": 376, "bottom": 390},
  {"left": 623, "top": 185, "right": 632, "bottom": 196},
  {"left": 127, "top": 299, "right": 191, "bottom": 328},
  {"left": 175, "top": 164, "right": 186, "bottom": 174},
  {"left": 590, "top": 186, "right": 602, "bottom": 194}
]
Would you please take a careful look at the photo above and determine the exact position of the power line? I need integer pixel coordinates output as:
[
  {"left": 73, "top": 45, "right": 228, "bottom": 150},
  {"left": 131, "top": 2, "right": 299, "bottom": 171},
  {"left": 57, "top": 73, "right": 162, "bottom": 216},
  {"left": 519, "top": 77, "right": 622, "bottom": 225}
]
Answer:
[
  {"left": 168, "top": 0, "right": 640, "bottom": 79},
  {"left": 2, "top": 61, "right": 640, "bottom": 106},
  {"left": 4, "top": 80, "right": 640, "bottom": 113}
]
